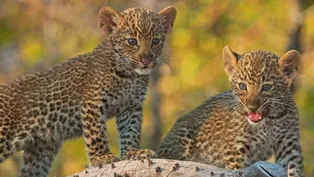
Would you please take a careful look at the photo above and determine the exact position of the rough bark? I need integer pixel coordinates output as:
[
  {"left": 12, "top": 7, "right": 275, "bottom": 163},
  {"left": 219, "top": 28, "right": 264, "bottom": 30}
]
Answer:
[{"left": 68, "top": 159, "right": 287, "bottom": 177}]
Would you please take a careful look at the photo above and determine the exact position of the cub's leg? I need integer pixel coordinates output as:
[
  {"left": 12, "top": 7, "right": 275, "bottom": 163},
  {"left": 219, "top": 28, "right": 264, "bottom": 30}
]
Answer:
[
  {"left": 0, "top": 138, "right": 19, "bottom": 163},
  {"left": 81, "top": 100, "right": 119, "bottom": 166},
  {"left": 275, "top": 133, "right": 304, "bottom": 177},
  {"left": 0, "top": 117, "right": 27, "bottom": 163},
  {"left": 117, "top": 104, "right": 156, "bottom": 160},
  {"left": 19, "top": 139, "right": 61, "bottom": 177}
]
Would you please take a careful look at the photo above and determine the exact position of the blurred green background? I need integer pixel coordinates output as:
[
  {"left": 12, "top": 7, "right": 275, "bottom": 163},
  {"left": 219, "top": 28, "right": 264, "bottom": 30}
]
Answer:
[{"left": 1, "top": 0, "right": 314, "bottom": 176}]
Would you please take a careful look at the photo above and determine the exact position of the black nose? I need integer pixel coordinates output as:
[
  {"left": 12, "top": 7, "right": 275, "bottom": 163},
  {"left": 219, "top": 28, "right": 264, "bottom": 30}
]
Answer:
[
  {"left": 140, "top": 54, "right": 153, "bottom": 66},
  {"left": 247, "top": 104, "right": 259, "bottom": 113}
]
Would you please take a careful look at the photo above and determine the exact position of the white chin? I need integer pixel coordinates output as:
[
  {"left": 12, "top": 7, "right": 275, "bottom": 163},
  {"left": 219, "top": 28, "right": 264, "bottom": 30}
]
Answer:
[
  {"left": 134, "top": 68, "right": 152, "bottom": 75},
  {"left": 247, "top": 117, "right": 263, "bottom": 125}
]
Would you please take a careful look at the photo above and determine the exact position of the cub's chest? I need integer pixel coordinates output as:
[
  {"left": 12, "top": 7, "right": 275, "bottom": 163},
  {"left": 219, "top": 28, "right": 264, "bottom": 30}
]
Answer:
[{"left": 101, "top": 76, "right": 148, "bottom": 116}]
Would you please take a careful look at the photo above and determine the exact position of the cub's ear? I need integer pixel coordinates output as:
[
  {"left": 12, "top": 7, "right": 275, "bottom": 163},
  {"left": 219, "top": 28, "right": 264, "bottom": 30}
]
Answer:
[
  {"left": 278, "top": 50, "right": 300, "bottom": 87},
  {"left": 222, "top": 45, "right": 240, "bottom": 78},
  {"left": 158, "top": 6, "right": 177, "bottom": 34},
  {"left": 99, "top": 6, "right": 123, "bottom": 35}
]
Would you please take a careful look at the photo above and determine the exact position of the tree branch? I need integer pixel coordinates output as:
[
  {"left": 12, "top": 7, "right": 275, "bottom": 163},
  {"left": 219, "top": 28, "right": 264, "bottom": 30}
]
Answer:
[{"left": 68, "top": 159, "right": 287, "bottom": 177}]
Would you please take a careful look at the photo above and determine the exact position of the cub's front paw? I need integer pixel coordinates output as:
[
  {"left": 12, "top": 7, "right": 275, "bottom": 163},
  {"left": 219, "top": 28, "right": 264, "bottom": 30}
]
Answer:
[
  {"left": 122, "top": 149, "right": 157, "bottom": 160},
  {"left": 90, "top": 153, "right": 120, "bottom": 166}
]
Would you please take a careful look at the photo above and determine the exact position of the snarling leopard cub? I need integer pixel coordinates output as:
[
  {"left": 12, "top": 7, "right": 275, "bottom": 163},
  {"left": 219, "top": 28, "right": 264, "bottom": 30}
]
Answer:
[
  {"left": 0, "top": 5, "right": 176, "bottom": 177},
  {"left": 158, "top": 46, "right": 304, "bottom": 177}
]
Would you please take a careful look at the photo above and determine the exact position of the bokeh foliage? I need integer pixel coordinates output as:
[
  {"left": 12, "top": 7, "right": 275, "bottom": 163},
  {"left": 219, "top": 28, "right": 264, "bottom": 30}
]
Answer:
[{"left": 0, "top": 0, "right": 314, "bottom": 176}]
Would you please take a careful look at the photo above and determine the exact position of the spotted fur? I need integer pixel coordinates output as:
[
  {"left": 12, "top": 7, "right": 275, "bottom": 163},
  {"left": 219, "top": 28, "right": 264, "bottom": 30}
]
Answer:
[
  {"left": 158, "top": 46, "right": 304, "bottom": 177},
  {"left": 0, "top": 6, "right": 176, "bottom": 177}
]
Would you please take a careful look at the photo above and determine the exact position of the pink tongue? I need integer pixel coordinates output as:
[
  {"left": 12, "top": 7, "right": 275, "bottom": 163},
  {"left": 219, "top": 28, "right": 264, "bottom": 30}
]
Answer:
[{"left": 248, "top": 112, "right": 262, "bottom": 122}]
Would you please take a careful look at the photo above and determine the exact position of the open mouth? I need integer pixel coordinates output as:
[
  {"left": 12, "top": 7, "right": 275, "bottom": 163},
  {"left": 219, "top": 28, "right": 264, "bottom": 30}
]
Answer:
[{"left": 248, "top": 112, "right": 263, "bottom": 123}]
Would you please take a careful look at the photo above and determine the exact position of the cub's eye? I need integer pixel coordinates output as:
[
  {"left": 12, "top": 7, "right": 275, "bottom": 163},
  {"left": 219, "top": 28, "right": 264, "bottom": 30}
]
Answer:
[
  {"left": 127, "top": 38, "right": 137, "bottom": 46},
  {"left": 238, "top": 83, "right": 247, "bottom": 90},
  {"left": 152, "top": 38, "right": 160, "bottom": 46},
  {"left": 261, "top": 84, "right": 272, "bottom": 92}
]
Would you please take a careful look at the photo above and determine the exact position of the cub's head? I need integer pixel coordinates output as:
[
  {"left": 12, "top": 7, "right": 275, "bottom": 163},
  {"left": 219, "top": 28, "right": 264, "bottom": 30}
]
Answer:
[
  {"left": 98, "top": 6, "right": 176, "bottom": 75},
  {"left": 222, "top": 46, "right": 300, "bottom": 124}
]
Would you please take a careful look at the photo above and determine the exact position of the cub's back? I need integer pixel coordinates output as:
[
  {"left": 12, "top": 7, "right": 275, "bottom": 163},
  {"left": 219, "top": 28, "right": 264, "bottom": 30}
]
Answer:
[
  {"left": 157, "top": 91, "right": 236, "bottom": 160},
  {"left": 0, "top": 55, "right": 92, "bottom": 121}
]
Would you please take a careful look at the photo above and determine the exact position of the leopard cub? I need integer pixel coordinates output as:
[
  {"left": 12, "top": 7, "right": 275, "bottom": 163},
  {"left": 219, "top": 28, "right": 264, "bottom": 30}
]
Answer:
[
  {"left": 0, "top": 5, "right": 176, "bottom": 177},
  {"left": 158, "top": 46, "right": 304, "bottom": 177}
]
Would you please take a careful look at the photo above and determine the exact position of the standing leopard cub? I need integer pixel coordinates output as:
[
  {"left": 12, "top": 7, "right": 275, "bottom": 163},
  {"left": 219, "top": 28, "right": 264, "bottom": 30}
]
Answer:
[
  {"left": 158, "top": 46, "right": 304, "bottom": 177},
  {"left": 0, "top": 5, "right": 176, "bottom": 177}
]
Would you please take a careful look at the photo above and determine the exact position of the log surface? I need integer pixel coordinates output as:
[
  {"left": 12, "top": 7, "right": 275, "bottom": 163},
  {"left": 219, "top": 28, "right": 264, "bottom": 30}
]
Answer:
[{"left": 68, "top": 159, "right": 287, "bottom": 177}]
